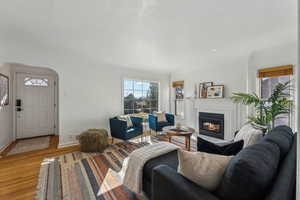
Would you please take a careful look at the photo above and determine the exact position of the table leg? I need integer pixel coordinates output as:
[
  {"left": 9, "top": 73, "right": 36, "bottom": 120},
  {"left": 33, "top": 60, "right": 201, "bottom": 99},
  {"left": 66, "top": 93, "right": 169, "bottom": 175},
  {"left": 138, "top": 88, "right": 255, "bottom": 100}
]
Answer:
[
  {"left": 188, "top": 136, "right": 191, "bottom": 151},
  {"left": 185, "top": 136, "right": 188, "bottom": 149}
]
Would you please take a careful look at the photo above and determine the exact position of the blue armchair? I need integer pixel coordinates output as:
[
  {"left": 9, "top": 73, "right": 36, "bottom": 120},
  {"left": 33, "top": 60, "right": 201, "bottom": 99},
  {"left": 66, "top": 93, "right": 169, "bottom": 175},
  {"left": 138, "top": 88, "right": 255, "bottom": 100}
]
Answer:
[
  {"left": 149, "top": 113, "right": 175, "bottom": 132},
  {"left": 109, "top": 116, "right": 143, "bottom": 141}
]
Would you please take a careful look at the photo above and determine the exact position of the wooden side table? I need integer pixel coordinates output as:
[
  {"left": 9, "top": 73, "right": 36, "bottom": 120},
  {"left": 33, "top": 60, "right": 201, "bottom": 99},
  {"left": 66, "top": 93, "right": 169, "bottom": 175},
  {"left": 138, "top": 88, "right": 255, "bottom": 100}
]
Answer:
[{"left": 163, "top": 126, "right": 195, "bottom": 151}]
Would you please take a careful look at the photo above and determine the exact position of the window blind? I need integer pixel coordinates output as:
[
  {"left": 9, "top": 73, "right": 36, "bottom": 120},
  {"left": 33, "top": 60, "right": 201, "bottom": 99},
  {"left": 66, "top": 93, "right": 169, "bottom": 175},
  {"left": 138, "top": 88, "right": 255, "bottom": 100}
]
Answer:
[
  {"left": 172, "top": 81, "right": 184, "bottom": 88},
  {"left": 258, "top": 65, "right": 294, "bottom": 78}
]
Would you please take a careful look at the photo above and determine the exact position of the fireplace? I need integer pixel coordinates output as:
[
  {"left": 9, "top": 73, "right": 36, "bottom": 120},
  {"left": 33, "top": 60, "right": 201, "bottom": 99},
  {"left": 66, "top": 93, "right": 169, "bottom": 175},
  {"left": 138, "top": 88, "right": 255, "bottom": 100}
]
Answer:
[{"left": 199, "top": 112, "right": 224, "bottom": 139}]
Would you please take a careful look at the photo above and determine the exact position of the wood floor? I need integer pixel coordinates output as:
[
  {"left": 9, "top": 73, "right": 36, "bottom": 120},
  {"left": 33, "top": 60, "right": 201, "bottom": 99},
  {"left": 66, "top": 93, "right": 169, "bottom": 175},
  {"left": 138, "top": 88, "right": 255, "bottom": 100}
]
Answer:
[
  {"left": 0, "top": 136, "right": 80, "bottom": 200},
  {"left": 0, "top": 132, "right": 151, "bottom": 200}
]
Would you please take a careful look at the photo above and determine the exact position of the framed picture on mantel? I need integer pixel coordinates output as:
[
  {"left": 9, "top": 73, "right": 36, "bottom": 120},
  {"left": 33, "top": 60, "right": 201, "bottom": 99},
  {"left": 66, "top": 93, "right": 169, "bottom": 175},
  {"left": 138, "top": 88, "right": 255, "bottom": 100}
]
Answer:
[
  {"left": 199, "top": 82, "right": 213, "bottom": 98},
  {"left": 207, "top": 85, "right": 224, "bottom": 99}
]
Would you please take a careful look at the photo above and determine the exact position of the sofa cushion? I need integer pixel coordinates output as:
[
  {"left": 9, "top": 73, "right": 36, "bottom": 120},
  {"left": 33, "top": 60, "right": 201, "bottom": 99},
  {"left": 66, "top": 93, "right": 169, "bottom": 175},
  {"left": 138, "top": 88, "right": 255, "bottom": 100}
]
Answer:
[
  {"left": 177, "top": 150, "right": 233, "bottom": 191},
  {"left": 125, "top": 128, "right": 141, "bottom": 139},
  {"left": 262, "top": 125, "right": 293, "bottom": 159},
  {"left": 154, "top": 111, "right": 168, "bottom": 122},
  {"left": 265, "top": 132, "right": 296, "bottom": 200},
  {"left": 126, "top": 128, "right": 135, "bottom": 132},
  {"left": 157, "top": 121, "right": 172, "bottom": 128},
  {"left": 143, "top": 150, "right": 178, "bottom": 181},
  {"left": 217, "top": 141, "right": 280, "bottom": 200},
  {"left": 117, "top": 115, "right": 133, "bottom": 127}
]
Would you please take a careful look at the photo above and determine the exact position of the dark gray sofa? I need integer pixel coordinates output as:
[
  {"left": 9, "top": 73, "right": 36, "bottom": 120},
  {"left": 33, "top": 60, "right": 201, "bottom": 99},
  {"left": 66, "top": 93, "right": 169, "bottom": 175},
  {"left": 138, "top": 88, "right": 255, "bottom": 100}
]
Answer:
[{"left": 142, "top": 126, "right": 296, "bottom": 200}]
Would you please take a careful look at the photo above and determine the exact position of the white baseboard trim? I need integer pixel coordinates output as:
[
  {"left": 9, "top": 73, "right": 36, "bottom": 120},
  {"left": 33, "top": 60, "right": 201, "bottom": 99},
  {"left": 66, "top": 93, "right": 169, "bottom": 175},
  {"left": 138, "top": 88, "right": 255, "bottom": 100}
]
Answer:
[
  {"left": 58, "top": 141, "right": 79, "bottom": 148},
  {"left": 0, "top": 140, "right": 12, "bottom": 153}
]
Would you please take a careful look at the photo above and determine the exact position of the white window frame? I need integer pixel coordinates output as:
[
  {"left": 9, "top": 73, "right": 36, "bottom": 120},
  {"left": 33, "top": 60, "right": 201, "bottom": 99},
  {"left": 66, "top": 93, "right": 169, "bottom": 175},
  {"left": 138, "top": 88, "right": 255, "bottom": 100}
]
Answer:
[{"left": 121, "top": 78, "right": 160, "bottom": 115}]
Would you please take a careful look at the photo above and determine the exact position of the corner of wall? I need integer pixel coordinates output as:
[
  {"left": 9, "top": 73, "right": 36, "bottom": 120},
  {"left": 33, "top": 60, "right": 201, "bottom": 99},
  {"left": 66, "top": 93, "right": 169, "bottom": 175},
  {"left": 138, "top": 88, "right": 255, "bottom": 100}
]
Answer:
[{"left": 57, "top": 134, "right": 79, "bottom": 148}]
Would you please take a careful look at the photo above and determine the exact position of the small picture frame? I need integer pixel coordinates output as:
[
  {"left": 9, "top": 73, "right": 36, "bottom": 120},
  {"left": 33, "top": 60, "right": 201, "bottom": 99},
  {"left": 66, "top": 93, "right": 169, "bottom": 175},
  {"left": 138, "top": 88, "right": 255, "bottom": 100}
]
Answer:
[
  {"left": 199, "top": 82, "right": 213, "bottom": 98},
  {"left": 0, "top": 73, "right": 9, "bottom": 106},
  {"left": 175, "top": 86, "right": 184, "bottom": 99},
  {"left": 207, "top": 85, "right": 224, "bottom": 98}
]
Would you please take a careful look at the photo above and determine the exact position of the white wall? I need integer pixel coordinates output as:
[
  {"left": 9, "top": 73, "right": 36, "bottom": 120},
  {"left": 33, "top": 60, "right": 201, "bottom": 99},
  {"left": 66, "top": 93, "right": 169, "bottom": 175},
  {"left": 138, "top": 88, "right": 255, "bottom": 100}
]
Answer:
[
  {"left": 1, "top": 59, "right": 170, "bottom": 146},
  {"left": 247, "top": 42, "right": 298, "bottom": 130},
  {"left": 170, "top": 57, "right": 249, "bottom": 130},
  {"left": 0, "top": 64, "right": 13, "bottom": 152},
  {"left": 170, "top": 42, "right": 298, "bottom": 134},
  {"left": 56, "top": 63, "right": 170, "bottom": 146}
]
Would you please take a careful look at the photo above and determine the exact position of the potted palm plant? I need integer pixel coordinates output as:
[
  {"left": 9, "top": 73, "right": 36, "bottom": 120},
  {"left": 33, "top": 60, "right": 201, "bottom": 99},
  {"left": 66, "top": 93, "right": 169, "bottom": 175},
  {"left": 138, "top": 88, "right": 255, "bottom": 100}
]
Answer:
[{"left": 231, "top": 81, "right": 293, "bottom": 130}]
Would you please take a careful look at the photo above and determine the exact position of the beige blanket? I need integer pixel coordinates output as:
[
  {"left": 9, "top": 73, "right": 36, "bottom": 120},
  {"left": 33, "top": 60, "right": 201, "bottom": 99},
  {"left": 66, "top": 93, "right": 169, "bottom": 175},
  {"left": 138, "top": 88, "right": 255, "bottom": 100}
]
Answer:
[{"left": 121, "top": 142, "right": 180, "bottom": 194}]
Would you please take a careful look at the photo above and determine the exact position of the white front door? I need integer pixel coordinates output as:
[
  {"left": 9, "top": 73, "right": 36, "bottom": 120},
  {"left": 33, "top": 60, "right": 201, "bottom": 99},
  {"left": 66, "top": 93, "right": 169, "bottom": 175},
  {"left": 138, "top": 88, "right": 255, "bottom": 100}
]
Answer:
[{"left": 16, "top": 73, "right": 55, "bottom": 138}]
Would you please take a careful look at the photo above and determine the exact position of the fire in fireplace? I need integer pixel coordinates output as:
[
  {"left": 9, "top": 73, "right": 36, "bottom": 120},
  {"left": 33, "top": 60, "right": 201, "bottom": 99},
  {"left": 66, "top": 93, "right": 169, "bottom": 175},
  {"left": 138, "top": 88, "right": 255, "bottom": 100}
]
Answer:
[
  {"left": 199, "top": 112, "right": 224, "bottom": 139},
  {"left": 203, "top": 122, "right": 221, "bottom": 132}
]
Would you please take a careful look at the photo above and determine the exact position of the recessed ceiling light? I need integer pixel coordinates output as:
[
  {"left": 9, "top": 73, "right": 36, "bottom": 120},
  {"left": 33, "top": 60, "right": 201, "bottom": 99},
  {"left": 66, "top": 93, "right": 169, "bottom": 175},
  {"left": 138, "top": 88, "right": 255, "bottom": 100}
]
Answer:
[{"left": 211, "top": 49, "right": 217, "bottom": 52}]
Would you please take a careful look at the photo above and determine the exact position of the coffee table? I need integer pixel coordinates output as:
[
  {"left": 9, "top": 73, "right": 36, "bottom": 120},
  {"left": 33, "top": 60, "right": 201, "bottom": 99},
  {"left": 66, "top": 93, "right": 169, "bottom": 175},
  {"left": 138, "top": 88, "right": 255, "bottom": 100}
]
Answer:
[{"left": 162, "top": 126, "right": 195, "bottom": 151}]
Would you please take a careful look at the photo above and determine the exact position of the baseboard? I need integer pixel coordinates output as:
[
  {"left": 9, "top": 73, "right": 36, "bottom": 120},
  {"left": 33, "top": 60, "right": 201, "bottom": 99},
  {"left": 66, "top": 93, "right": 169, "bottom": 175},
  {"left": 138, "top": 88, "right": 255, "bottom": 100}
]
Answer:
[
  {"left": 58, "top": 141, "right": 79, "bottom": 148},
  {"left": 0, "top": 140, "right": 12, "bottom": 154}
]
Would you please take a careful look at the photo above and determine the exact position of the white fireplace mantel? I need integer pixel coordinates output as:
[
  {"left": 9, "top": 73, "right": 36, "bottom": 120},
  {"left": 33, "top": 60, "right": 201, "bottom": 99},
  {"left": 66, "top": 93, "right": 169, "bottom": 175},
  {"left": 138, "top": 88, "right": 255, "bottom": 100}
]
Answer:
[{"left": 193, "top": 98, "right": 243, "bottom": 140}]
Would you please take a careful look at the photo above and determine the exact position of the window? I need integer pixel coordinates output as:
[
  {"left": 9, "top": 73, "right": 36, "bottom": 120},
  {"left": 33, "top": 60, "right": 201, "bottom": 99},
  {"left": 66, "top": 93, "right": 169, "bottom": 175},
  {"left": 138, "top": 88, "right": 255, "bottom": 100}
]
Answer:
[
  {"left": 261, "top": 76, "right": 291, "bottom": 99},
  {"left": 0, "top": 73, "right": 9, "bottom": 107},
  {"left": 172, "top": 81, "right": 184, "bottom": 118},
  {"left": 123, "top": 79, "right": 159, "bottom": 114},
  {"left": 24, "top": 77, "right": 48, "bottom": 87},
  {"left": 258, "top": 65, "right": 294, "bottom": 127}
]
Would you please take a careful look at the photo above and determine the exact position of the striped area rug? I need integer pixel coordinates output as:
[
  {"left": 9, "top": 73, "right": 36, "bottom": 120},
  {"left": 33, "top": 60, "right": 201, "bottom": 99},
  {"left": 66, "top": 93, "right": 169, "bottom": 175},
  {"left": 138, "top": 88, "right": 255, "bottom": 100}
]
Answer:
[{"left": 36, "top": 136, "right": 196, "bottom": 200}]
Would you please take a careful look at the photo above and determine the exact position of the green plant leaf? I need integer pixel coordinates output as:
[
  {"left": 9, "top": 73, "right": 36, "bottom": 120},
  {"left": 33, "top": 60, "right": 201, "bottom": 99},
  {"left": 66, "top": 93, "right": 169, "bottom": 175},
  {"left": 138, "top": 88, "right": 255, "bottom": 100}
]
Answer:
[{"left": 231, "top": 80, "right": 293, "bottom": 129}]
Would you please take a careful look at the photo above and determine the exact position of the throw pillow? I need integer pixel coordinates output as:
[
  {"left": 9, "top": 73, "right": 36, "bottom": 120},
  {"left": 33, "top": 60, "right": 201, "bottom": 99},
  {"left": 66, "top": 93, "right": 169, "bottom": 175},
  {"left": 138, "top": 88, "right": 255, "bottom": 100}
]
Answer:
[
  {"left": 217, "top": 141, "right": 280, "bottom": 200},
  {"left": 251, "top": 122, "right": 268, "bottom": 132},
  {"left": 154, "top": 111, "right": 168, "bottom": 122},
  {"left": 197, "top": 137, "right": 244, "bottom": 156},
  {"left": 117, "top": 115, "right": 133, "bottom": 127},
  {"left": 234, "top": 123, "right": 264, "bottom": 148},
  {"left": 177, "top": 149, "right": 233, "bottom": 191}
]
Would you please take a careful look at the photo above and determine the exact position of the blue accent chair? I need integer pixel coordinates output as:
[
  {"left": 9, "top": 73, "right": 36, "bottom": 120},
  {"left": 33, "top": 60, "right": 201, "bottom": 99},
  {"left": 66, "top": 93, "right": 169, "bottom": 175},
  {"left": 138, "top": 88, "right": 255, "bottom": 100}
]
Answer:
[
  {"left": 149, "top": 113, "right": 175, "bottom": 132},
  {"left": 109, "top": 116, "right": 143, "bottom": 141}
]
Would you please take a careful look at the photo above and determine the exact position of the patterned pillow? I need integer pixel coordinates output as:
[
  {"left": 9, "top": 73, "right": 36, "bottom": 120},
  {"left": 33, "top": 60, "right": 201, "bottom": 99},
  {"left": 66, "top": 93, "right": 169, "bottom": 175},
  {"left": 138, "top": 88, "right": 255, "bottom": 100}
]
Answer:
[
  {"left": 117, "top": 115, "right": 133, "bottom": 127},
  {"left": 154, "top": 111, "right": 168, "bottom": 122},
  {"left": 234, "top": 123, "right": 264, "bottom": 148}
]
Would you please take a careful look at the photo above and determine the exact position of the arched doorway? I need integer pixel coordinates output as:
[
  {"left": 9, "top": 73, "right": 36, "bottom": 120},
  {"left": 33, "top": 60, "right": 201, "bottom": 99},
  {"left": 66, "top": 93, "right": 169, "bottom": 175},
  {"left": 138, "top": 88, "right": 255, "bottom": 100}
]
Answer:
[{"left": 10, "top": 63, "right": 59, "bottom": 139}]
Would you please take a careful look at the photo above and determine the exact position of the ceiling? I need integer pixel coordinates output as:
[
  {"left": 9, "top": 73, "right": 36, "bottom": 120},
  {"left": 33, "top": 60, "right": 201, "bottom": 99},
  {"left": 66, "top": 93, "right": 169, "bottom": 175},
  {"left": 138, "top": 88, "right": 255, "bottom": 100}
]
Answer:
[{"left": 0, "top": 0, "right": 297, "bottom": 72}]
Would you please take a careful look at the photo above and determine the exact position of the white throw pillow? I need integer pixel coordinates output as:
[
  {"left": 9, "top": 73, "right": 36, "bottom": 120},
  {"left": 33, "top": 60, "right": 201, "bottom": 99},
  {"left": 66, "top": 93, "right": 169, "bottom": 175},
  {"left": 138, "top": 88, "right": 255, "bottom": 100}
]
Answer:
[
  {"left": 117, "top": 115, "right": 133, "bottom": 127},
  {"left": 154, "top": 111, "right": 168, "bottom": 122},
  {"left": 234, "top": 123, "right": 264, "bottom": 148},
  {"left": 177, "top": 150, "right": 233, "bottom": 191}
]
